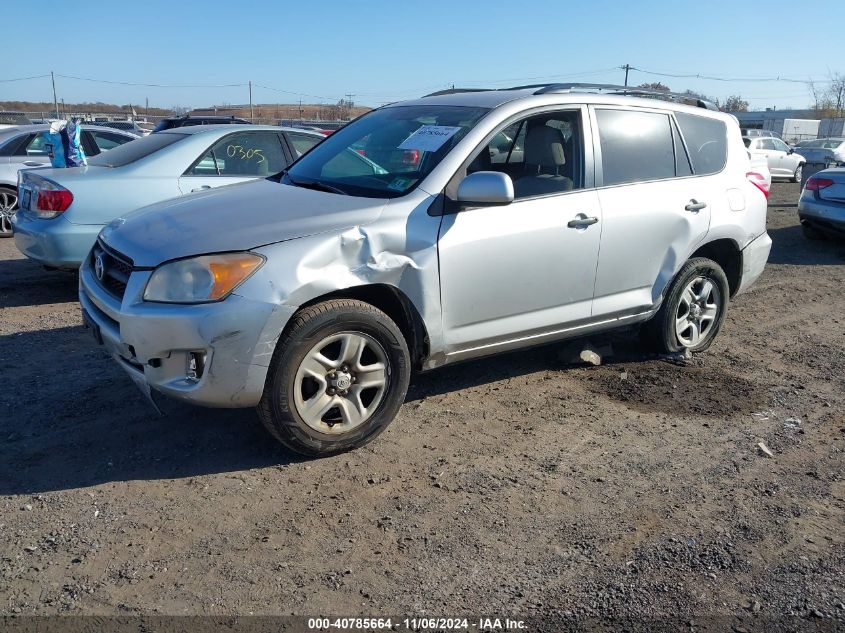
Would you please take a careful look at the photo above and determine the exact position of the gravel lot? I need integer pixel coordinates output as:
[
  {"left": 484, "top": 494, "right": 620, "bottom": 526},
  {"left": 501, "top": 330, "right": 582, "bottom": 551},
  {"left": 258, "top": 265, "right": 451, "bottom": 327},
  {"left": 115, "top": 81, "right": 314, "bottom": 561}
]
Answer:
[{"left": 1, "top": 182, "right": 843, "bottom": 630}]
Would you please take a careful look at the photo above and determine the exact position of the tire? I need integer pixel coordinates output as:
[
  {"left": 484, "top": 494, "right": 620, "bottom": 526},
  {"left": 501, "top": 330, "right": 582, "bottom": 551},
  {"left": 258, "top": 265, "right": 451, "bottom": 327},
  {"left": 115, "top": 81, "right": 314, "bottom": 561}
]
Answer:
[
  {"left": 643, "top": 257, "right": 730, "bottom": 354},
  {"left": 257, "top": 299, "right": 411, "bottom": 456},
  {"left": 801, "top": 222, "right": 826, "bottom": 240},
  {"left": 791, "top": 163, "right": 803, "bottom": 183},
  {"left": 0, "top": 186, "right": 18, "bottom": 238}
]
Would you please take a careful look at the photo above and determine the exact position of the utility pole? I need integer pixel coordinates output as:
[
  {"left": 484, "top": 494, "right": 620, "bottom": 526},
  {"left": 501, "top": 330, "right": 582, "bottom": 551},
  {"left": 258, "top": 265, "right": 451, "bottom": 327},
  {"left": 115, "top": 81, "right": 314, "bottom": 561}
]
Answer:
[
  {"left": 344, "top": 93, "right": 354, "bottom": 120},
  {"left": 622, "top": 64, "right": 631, "bottom": 87},
  {"left": 51, "top": 71, "right": 59, "bottom": 119},
  {"left": 249, "top": 81, "right": 254, "bottom": 120},
  {"left": 299, "top": 99, "right": 303, "bottom": 122},
  {"left": 145, "top": 97, "right": 149, "bottom": 117}
]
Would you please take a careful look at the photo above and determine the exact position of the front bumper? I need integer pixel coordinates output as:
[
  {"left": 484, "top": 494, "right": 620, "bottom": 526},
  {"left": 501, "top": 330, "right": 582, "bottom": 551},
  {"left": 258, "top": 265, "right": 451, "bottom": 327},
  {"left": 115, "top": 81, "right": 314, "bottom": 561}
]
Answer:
[
  {"left": 735, "top": 231, "right": 772, "bottom": 295},
  {"left": 799, "top": 196, "right": 845, "bottom": 236},
  {"left": 12, "top": 212, "right": 101, "bottom": 269},
  {"left": 78, "top": 253, "right": 296, "bottom": 408}
]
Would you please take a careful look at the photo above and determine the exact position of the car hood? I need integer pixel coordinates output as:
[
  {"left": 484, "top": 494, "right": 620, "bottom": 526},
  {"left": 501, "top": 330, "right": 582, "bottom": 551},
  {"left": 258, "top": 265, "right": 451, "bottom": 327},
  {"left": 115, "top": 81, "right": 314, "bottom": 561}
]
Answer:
[{"left": 100, "top": 179, "right": 387, "bottom": 267}]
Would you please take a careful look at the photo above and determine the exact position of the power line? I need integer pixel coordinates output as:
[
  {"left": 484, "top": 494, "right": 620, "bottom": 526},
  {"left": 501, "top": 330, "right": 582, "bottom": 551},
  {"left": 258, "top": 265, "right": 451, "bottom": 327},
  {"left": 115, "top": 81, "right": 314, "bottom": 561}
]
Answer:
[
  {"left": 55, "top": 73, "right": 247, "bottom": 88},
  {"left": 252, "top": 83, "right": 342, "bottom": 102},
  {"left": 0, "top": 74, "right": 51, "bottom": 83},
  {"left": 630, "top": 66, "right": 835, "bottom": 85}
]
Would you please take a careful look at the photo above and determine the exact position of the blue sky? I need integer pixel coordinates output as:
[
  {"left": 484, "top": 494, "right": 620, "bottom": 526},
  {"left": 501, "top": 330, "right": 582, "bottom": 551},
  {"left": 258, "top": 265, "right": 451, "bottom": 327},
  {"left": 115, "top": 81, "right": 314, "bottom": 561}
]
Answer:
[{"left": 4, "top": 0, "right": 842, "bottom": 111}]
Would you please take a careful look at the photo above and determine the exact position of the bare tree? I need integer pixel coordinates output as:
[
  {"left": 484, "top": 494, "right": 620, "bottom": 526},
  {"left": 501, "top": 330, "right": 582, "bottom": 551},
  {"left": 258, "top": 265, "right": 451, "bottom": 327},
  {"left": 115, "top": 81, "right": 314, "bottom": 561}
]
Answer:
[
  {"left": 638, "top": 82, "right": 671, "bottom": 92},
  {"left": 722, "top": 95, "right": 749, "bottom": 112},
  {"left": 808, "top": 72, "right": 845, "bottom": 117}
]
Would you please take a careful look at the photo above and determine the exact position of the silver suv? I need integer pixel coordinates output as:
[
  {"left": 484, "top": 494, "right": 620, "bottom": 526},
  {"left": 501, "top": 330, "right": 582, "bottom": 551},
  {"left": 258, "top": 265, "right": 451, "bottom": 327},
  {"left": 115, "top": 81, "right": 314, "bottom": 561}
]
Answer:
[{"left": 79, "top": 84, "right": 772, "bottom": 456}]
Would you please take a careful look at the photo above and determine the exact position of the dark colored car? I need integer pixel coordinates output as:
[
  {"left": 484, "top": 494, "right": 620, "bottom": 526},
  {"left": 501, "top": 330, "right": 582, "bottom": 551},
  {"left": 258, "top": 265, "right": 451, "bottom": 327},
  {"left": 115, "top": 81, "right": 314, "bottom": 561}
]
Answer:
[{"left": 152, "top": 115, "right": 252, "bottom": 133}]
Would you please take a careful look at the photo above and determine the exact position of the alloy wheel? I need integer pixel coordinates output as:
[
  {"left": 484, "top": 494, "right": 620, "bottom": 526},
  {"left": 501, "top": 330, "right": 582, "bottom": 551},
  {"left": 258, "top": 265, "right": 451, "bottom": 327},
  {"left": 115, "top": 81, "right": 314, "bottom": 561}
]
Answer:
[
  {"left": 293, "top": 331, "right": 389, "bottom": 434},
  {"left": 675, "top": 276, "right": 721, "bottom": 348},
  {"left": 0, "top": 190, "right": 17, "bottom": 235}
]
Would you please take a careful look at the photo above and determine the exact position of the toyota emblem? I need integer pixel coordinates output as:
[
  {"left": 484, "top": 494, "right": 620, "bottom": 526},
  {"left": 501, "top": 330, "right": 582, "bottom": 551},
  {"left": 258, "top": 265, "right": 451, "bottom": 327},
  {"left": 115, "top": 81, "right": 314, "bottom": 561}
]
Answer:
[{"left": 94, "top": 253, "right": 105, "bottom": 281}]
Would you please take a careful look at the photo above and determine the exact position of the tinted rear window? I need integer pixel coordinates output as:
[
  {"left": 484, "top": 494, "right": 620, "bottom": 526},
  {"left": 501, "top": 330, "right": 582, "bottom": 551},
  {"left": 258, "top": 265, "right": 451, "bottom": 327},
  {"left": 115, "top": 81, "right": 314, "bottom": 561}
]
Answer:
[
  {"left": 675, "top": 113, "right": 727, "bottom": 175},
  {"left": 596, "top": 109, "right": 675, "bottom": 186},
  {"left": 88, "top": 132, "right": 186, "bottom": 167}
]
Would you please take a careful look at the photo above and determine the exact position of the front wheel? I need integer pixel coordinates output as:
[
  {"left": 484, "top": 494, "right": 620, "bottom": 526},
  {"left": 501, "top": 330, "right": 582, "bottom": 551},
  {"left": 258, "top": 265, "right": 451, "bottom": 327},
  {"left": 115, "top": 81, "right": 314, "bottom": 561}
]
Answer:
[
  {"left": 791, "top": 163, "right": 803, "bottom": 183},
  {"left": 258, "top": 299, "right": 411, "bottom": 456},
  {"left": 643, "top": 257, "right": 730, "bottom": 354},
  {"left": 0, "top": 187, "right": 17, "bottom": 237}
]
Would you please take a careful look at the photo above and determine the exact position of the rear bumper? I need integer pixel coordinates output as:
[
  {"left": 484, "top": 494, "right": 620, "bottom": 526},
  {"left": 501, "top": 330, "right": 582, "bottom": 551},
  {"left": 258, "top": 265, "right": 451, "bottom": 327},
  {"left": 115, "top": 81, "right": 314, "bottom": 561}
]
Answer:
[
  {"left": 78, "top": 254, "right": 296, "bottom": 408},
  {"left": 11, "top": 212, "right": 101, "bottom": 269},
  {"left": 736, "top": 232, "right": 772, "bottom": 295},
  {"left": 799, "top": 197, "right": 845, "bottom": 235}
]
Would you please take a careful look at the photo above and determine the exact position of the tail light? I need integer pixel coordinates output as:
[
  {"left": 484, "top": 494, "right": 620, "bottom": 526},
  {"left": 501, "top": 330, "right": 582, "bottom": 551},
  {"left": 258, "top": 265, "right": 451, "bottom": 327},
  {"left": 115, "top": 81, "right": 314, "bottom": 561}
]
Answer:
[
  {"left": 746, "top": 171, "right": 769, "bottom": 199},
  {"left": 23, "top": 174, "right": 74, "bottom": 219},
  {"left": 804, "top": 176, "right": 833, "bottom": 191},
  {"left": 402, "top": 149, "right": 420, "bottom": 165}
]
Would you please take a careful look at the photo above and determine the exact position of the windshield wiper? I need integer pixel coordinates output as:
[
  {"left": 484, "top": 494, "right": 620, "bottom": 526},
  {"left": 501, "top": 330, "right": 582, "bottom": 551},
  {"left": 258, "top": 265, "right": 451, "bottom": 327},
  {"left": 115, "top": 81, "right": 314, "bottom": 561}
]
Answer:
[{"left": 286, "top": 176, "right": 348, "bottom": 195}]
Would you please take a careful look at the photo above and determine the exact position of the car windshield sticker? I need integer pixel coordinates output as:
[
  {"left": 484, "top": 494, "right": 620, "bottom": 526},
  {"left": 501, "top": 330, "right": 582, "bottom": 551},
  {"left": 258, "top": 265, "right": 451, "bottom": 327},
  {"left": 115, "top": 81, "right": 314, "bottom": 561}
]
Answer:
[
  {"left": 398, "top": 125, "right": 462, "bottom": 153},
  {"left": 387, "top": 177, "right": 415, "bottom": 192}
]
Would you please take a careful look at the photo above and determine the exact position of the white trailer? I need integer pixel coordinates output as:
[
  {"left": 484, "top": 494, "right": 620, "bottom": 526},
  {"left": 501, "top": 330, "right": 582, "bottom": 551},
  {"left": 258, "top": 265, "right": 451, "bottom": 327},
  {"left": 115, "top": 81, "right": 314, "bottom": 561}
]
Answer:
[{"left": 764, "top": 118, "right": 820, "bottom": 144}]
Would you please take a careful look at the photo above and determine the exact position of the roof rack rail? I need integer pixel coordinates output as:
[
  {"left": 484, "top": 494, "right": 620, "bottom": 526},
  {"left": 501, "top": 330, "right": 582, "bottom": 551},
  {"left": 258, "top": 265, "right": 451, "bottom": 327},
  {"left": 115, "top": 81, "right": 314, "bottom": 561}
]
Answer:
[
  {"left": 505, "top": 83, "right": 719, "bottom": 111},
  {"left": 423, "top": 87, "right": 493, "bottom": 97}
]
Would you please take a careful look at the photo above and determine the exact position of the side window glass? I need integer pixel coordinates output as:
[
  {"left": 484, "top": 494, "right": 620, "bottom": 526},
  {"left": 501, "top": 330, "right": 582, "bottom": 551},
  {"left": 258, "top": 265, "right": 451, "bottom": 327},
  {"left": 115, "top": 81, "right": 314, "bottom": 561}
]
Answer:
[
  {"left": 191, "top": 132, "right": 286, "bottom": 177},
  {"left": 90, "top": 131, "right": 132, "bottom": 152},
  {"left": 675, "top": 113, "right": 727, "bottom": 176},
  {"left": 772, "top": 139, "right": 789, "bottom": 152},
  {"left": 671, "top": 119, "right": 693, "bottom": 177},
  {"left": 12, "top": 134, "right": 45, "bottom": 157},
  {"left": 287, "top": 132, "right": 322, "bottom": 158},
  {"left": 596, "top": 109, "right": 674, "bottom": 186},
  {"left": 760, "top": 139, "right": 776, "bottom": 151},
  {"left": 467, "top": 112, "right": 584, "bottom": 199}
]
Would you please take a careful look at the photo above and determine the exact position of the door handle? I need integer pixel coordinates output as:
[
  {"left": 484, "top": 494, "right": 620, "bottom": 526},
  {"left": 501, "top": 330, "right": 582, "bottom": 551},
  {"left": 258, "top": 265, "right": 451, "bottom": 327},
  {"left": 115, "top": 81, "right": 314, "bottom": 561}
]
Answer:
[
  {"left": 567, "top": 215, "right": 599, "bottom": 228},
  {"left": 685, "top": 199, "right": 707, "bottom": 212},
  {"left": 23, "top": 161, "right": 46, "bottom": 166},
  {"left": 191, "top": 185, "right": 212, "bottom": 192}
]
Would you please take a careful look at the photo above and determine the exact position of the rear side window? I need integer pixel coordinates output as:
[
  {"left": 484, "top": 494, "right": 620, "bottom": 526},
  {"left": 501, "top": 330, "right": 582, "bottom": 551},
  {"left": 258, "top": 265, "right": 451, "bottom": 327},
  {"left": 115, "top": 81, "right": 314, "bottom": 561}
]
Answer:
[
  {"left": 676, "top": 113, "right": 727, "bottom": 175},
  {"left": 88, "top": 132, "right": 186, "bottom": 167},
  {"left": 287, "top": 132, "right": 323, "bottom": 158},
  {"left": 596, "top": 109, "right": 675, "bottom": 186}
]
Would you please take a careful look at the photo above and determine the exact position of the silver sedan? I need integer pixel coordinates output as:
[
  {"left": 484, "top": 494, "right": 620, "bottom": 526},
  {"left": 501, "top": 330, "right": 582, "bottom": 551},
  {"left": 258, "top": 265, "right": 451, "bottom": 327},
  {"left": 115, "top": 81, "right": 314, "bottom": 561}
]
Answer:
[
  {"left": 799, "top": 167, "right": 845, "bottom": 239},
  {"left": 13, "top": 125, "right": 326, "bottom": 268},
  {"left": 0, "top": 124, "right": 139, "bottom": 236}
]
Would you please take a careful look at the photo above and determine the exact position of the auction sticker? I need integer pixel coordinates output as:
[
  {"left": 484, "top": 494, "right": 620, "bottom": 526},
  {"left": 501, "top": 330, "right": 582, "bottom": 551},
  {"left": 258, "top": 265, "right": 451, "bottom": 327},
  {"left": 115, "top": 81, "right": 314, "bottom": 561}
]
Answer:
[{"left": 398, "top": 125, "right": 462, "bottom": 152}]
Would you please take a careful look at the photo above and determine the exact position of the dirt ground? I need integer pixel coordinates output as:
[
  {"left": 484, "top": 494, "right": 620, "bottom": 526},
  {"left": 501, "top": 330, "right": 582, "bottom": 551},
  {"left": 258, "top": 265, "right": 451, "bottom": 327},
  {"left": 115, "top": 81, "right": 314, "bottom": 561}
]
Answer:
[{"left": 1, "top": 182, "right": 843, "bottom": 630}]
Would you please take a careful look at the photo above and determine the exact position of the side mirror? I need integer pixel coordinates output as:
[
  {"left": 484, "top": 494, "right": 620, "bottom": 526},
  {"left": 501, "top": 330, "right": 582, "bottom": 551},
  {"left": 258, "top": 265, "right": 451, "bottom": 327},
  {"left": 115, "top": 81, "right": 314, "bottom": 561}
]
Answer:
[
  {"left": 456, "top": 171, "right": 514, "bottom": 207},
  {"left": 787, "top": 148, "right": 794, "bottom": 155}
]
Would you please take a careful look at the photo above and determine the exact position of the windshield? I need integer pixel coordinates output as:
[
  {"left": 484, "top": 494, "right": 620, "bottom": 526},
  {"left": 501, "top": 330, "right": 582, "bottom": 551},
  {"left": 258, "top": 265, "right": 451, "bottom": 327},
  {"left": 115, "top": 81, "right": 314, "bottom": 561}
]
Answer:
[
  {"left": 88, "top": 132, "right": 186, "bottom": 167},
  {"left": 283, "top": 105, "right": 489, "bottom": 198}
]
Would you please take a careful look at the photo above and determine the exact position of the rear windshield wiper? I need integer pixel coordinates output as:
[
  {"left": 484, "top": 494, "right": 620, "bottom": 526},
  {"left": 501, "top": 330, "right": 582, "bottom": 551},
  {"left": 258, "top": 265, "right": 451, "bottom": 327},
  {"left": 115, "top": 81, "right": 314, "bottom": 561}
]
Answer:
[{"left": 285, "top": 176, "right": 347, "bottom": 196}]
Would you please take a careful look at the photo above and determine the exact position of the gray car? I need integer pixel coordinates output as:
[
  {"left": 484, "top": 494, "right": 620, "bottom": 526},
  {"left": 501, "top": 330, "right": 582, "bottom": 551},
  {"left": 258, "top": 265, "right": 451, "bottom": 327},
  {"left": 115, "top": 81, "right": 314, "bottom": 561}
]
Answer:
[
  {"left": 0, "top": 124, "right": 138, "bottom": 236},
  {"left": 798, "top": 167, "right": 845, "bottom": 239},
  {"left": 14, "top": 125, "right": 325, "bottom": 267},
  {"left": 793, "top": 138, "right": 845, "bottom": 166},
  {"left": 79, "top": 85, "right": 771, "bottom": 456}
]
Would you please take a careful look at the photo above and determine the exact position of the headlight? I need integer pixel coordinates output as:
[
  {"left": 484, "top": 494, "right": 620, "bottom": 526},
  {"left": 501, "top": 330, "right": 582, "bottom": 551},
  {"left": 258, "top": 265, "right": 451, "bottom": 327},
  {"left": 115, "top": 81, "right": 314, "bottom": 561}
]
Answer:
[{"left": 143, "top": 252, "right": 265, "bottom": 303}]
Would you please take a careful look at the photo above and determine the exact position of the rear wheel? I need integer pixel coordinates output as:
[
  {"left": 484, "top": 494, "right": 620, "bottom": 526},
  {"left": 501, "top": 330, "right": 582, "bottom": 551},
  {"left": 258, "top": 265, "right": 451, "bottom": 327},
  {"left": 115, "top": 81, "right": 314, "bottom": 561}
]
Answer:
[
  {"left": 258, "top": 299, "right": 411, "bottom": 456},
  {"left": 643, "top": 257, "right": 729, "bottom": 354},
  {"left": 0, "top": 187, "right": 17, "bottom": 237},
  {"left": 791, "top": 163, "right": 803, "bottom": 183}
]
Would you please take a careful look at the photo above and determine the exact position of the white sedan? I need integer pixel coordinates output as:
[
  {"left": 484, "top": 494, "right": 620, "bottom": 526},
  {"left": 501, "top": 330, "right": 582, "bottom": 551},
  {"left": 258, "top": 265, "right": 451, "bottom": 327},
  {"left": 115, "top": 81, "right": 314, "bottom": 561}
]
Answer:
[{"left": 744, "top": 136, "right": 805, "bottom": 182}]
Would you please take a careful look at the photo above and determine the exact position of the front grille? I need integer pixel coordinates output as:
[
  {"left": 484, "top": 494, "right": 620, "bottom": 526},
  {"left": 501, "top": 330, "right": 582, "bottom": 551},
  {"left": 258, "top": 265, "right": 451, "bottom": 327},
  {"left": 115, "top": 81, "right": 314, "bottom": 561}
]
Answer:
[{"left": 91, "top": 240, "right": 134, "bottom": 300}]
